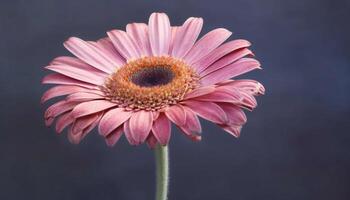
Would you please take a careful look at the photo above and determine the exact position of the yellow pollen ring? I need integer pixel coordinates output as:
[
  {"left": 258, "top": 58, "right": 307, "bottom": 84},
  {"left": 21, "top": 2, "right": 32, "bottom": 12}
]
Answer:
[{"left": 103, "top": 56, "right": 199, "bottom": 111}]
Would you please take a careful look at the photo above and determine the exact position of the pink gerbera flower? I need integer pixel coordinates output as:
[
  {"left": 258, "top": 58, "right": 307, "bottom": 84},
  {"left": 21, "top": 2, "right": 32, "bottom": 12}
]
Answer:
[{"left": 42, "top": 12, "right": 264, "bottom": 148}]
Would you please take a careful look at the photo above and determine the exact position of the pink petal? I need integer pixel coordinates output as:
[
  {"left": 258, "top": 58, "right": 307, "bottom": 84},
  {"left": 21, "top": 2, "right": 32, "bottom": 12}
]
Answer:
[
  {"left": 171, "top": 17, "right": 203, "bottom": 59},
  {"left": 42, "top": 74, "right": 97, "bottom": 89},
  {"left": 218, "top": 103, "right": 247, "bottom": 125},
  {"left": 183, "top": 28, "right": 232, "bottom": 65},
  {"left": 50, "top": 56, "right": 111, "bottom": 75},
  {"left": 98, "top": 108, "right": 132, "bottom": 136},
  {"left": 105, "top": 126, "right": 124, "bottom": 147},
  {"left": 220, "top": 124, "right": 242, "bottom": 138},
  {"left": 200, "top": 58, "right": 261, "bottom": 86},
  {"left": 237, "top": 91, "right": 258, "bottom": 111},
  {"left": 67, "top": 126, "right": 79, "bottom": 144},
  {"left": 164, "top": 104, "right": 186, "bottom": 126},
  {"left": 55, "top": 112, "right": 74, "bottom": 133},
  {"left": 200, "top": 48, "right": 253, "bottom": 77},
  {"left": 44, "top": 100, "right": 80, "bottom": 126},
  {"left": 71, "top": 100, "right": 117, "bottom": 118},
  {"left": 169, "top": 26, "right": 179, "bottom": 54},
  {"left": 51, "top": 56, "right": 93, "bottom": 69},
  {"left": 45, "top": 64, "right": 107, "bottom": 85},
  {"left": 90, "top": 39, "right": 125, "bottom": 67},
  {"left": 107, "top": 30, "right": 141, "bottom": 60},
  {"left": 193, "top": 87, "right": 242, "bottom": 103},
  {"left": 123, "top": 119, "right": 137, "bottom": 145},
  {"left": 152, "top": 111, "right": 160, "bottom": 121},
  {"left": 178, "top": 128, "right": 201, "bottom": 141},
  {"left": 148, "top": 12, "right": 171, "bottom": 56},
  {"left": 219, "top": 79, "right": 265, "bottom": 95},
  {"left": 152, "top": 113, "right": 171, "bottom": 145},
  {"left": 215, "top": 79, "right": 235, "bottom": 85},
  {"left": 182, "top": 106, "right": 202, "bottom": 133},
  {"left": 126, "top": 23, "right": 152, "bottom": 56},
  {"left": 178, "top": 106, "right": 202, "bottom": 141},
  {"left": 184, "top": 86, "right": 216, "bottom": 100},
  {"left": 182, "top": 100, "right": 227, "bottom": 124},
  {"left": 68, "top": 113, "right": 102, "bottom": 144},
  {"left": 193, "top": 39, "right": 251, "bottom": 73},
  {"left": 66, "top": 92, "right": 104, "bottom": 102},
  {"left": 63, "top": 37, "right": 117, "bottom": 73},
  {"left": 71, "top": 113, "right": 100, "bottom": 134},
  {"left": 146, "top": 133, "right": 158, "bottom": 149},
  {"left": 129, "top": 110, "right": 153, "bottom": 144},
  {"left": 41, "top": 85, "right": 93, "bottom": 103}
]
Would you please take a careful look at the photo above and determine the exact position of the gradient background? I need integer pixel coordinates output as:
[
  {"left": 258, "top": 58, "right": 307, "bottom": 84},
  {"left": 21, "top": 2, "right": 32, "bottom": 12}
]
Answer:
[{"left": 1, "top": 0, "right": 349, "bottom": 199}]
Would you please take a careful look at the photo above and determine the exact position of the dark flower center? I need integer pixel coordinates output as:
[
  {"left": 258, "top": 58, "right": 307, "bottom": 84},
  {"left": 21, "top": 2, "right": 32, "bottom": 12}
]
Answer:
[
  {"left": 131, "top": 66, "right": 174, "bottom": 87},
  {"left": 104, "top": 56, "right": 199, "bottom": 111}
]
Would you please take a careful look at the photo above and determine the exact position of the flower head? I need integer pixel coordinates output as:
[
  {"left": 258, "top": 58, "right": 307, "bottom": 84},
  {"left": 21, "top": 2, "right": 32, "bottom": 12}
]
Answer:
[{"left": 42, "top": 12, "right": 264, "bottom": 148}]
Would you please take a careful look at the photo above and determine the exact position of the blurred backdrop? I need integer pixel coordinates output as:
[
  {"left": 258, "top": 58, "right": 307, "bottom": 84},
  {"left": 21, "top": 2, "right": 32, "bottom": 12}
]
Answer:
[{"left": 1, "top": 0, "right": 349, "bottom": 199}]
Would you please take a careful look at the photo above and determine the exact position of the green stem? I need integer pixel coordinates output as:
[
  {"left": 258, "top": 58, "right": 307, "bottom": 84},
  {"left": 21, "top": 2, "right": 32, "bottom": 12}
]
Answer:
[{"left": 155, "top": 144, "right": 169, "bottom": 200}]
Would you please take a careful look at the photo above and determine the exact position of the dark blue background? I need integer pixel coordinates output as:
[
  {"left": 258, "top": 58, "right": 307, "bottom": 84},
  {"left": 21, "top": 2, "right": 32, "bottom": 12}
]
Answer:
[{"left": 1, "top": 0, "right": 349, "bottom": 199}]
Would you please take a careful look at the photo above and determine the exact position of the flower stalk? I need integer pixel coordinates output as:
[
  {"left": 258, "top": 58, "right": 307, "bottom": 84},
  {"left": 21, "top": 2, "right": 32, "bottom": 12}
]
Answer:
[{"left": 155, "top": 144, "right": 169, "bottom": 200}]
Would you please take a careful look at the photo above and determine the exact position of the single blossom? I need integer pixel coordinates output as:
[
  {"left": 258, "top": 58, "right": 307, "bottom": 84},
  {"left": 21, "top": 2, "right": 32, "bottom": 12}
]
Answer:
[{"left": 42, "top": 12, "right": 265, "bottom": 148}]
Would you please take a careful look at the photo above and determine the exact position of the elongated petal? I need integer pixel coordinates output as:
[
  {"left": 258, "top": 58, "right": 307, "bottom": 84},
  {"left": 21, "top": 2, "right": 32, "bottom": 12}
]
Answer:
[
  {"left": 72, "top": 113, "right": 100, "bottom": 134},
  {"left": 50, "top": 56, "right": 102, "bottom": 72},
  {"left": 183, "top": 28, "right": 232, "bottom": 65},
  {"left": 55, "top": 112, "right": 74, "bottom": 133},
  {"left": 200, "top": 48, "right": 253, "bottom": 76},
  {"left": 171, "top": 17, "right": 203, "bottom": 58},
  {"left": 71, "top": 100, "right": 117, "bottom": 118},
  {"left": 98, "top": 108, "right": 132, "bottom": 136},
  {"left": 66, "top": 92, "right": 104, "bottom": 102},
  {"left": 148, "top": 13, "right": 171, "bottom": 56},
  {"left": 169, "top": 26, "right": 179, "bottom": 53},
  {"left": 219, "top": 79, "right": 265, "bottom": 96},
  {"left": 179, "top": 128, "right": 201, "bottom": 141},
  {"left": 180, "top": 127, "right": 202, "bottom": 141},
  {"left": 178, "top": 106, "right": 202, "bottom": 141},
  {"left": 45, "top": 65, "right": 106, "bottom": 85},
  {"left": 129, "top": 110, "right": 153, "bottom": 144},
  {"left": 105, "top": 126, "right": 124, "bottom": 147},
  {"left": 146, "top": 133, "right": 158, "bottom": 149},
  {"left": 63, "top": 37, "right": 117, "bottom": 73},
  {"left": 44, "top": 100, "right": 80, "bottom": 126},
  {"left": 238, "top": 91, "right": 258, "bottom": 111},
  {"left": 107, "top": 30, "right": 141, "bottom": 60},
  {"left": 196, "top": 92, "right": 238, "bottom": 103},
  {"left": 183, "top": 106, "right": 202, "bottom": 133},
  {"left": 152, "top": 113, "right": 171, "bottom": 145},
  {"left": 123, "top": 119, "right": 137, "bottom": 145},
  {"left": 184, "top": 86, "right": 216, "bottom": 100},
  {"left": 178, "top": 128, "right": 201, "bottom": 141},
  {"left": 152, "top": 111, "right": 160, "bottom": 121},
  {"left": 90, "top": 39, "right": 125, "bottom": 67},
  {"left": 164, "top": 104, "right": 186, "bottom": 126},
  {"left": 182, "top": 100, "right": 227, "bottom": 124},
  {"left": 201, "top": 58, "right": 261, "bottom": 86},
  {"left": 126, "top": 23, "right": 152, "bottom": 56},
  {"left": 194, "top": 87, "right": 242, "bottom": 103},
  {"left": 220, "top": 124, "right": 242, "bottom": 138},
  {"left": 42, "top": 74, "right": 97, "bottom": 89},
  {"left": 50, "top": 56, "right": 112, "bottom": 75},
  {"left": 218, "top": 103, "right": 247, "bottom": 125},
  {"left": 194, "top": 39, "right": 251, "bottom": 73},
  {"left": 68, "top": 113, "right": 102, "bottom": 144},
  {"left": 41, "top": 85, "right": 92, "bottom": 103}
]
